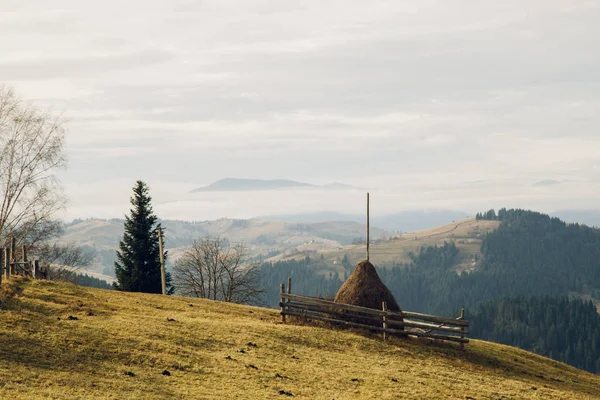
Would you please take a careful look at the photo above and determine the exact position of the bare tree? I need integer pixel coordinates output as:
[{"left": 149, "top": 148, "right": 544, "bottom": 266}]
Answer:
[
  {"left": 0, "top": 84, "right": 66, "bottom": 249},
  {"left": 35, "top": 242, "right": 95, "bottom": 280},
  {"left": 173, "top": 237, "right": 264, "bottom": 304}
]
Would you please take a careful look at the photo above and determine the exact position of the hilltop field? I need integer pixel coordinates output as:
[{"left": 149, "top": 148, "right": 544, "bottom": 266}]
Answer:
[{"left": 1, "top": 278, "right": 599, "bottom": 399}]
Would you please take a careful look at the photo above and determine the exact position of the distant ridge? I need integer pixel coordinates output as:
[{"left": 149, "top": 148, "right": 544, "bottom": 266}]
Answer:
[
  {"left": 533, "top": 180, "right": 560, "bottom": 187},
  {"left": 258, "top": 210, "right": 469, "bottom": 232},
  {"left": 190, "top": 178, "right": 359, "bottom": 192}
]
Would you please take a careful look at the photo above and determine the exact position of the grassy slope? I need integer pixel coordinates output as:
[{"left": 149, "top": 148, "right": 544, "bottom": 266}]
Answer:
[{"left": 1, "top": 279, "right": 599, "bottom": 400}]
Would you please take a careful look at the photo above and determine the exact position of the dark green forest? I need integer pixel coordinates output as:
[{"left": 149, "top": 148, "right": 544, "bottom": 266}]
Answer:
[
  {"left": 62, "top": 270, "right": 113, "bottom": 290},
  {"left": 258, "top": 209, "right": 600, "bottom": 373},
  {"left": 259, "top": 258, "right": 343, "bottom": 307},
  {"left": 470, "top": 296, "right": 600, "bottom": 373}
]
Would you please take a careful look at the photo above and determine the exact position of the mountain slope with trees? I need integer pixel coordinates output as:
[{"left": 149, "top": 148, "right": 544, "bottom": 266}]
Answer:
[
  {"left": 470, "top": 296, "right": 600, "bottom": 374},
  {"left": 258, "top": 209, "right": 600, "bottom": 373}
]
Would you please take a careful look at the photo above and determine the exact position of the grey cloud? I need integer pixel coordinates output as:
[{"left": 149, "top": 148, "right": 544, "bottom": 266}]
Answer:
[{"left": 3, "top": 0, "right": 600, "bottom": 218}]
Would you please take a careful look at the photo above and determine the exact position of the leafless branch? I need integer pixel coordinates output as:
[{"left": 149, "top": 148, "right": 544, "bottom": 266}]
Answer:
[
  {"left": 173, "top": 237, "right": 264, "bottom": 304},
  {"left": 0, "top": 84, "right": 67, "bottom": 249},
  {"left": 33, "top": 242, "right": 95, "bottom": 280}
]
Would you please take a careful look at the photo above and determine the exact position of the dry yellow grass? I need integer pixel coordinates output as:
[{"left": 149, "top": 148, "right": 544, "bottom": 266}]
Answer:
[{"left": 1, "top": 278, "right": 599, "bottom": 399}]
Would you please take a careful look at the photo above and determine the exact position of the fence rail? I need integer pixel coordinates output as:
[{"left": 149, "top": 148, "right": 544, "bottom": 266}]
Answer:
[
  {"left": 1, "top": 238, "right": 47, "bottom": 284},
  {"left": 279, "top": 279, "right": 469, "bottom": 347}
]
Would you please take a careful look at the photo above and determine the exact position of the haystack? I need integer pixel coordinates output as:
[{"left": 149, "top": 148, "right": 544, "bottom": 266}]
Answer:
[{"left": 334, "top": 260, "right": 403, "bottom": 329}]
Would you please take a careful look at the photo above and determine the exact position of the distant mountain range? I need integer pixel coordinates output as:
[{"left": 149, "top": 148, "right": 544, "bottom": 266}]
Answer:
[
  {"left": 190, "top": 178, "right": 360, "bottom": 192},
  {"left": 532, "top": 179, "right": 561, "bottom": 187}
]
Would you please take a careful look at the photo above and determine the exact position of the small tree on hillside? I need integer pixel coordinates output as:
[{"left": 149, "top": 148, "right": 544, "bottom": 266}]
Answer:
[
  {"left": 173, "top": 237, "right": 263, "bottom": 304},
  {"left": 114, "top": 180, "right": 172, "bottom": 293}
]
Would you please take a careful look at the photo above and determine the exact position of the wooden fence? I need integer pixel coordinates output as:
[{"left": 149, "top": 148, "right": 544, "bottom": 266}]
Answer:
[
  {"left": 0, "top": 238, "right": 47, "bottom": 285},
  {"left": 279, "top": 279, "right": 469, "bottom": 348}
]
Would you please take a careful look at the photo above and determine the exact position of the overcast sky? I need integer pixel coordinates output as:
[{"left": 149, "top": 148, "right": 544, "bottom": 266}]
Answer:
[{"left": 2, "top": 1, "right": 600, "bottom": 220}]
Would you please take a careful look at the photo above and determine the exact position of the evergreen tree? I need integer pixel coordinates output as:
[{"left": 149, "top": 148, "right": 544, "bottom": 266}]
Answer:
[{"left": 113, "top": 181, "right": 171, "bottom": 293}]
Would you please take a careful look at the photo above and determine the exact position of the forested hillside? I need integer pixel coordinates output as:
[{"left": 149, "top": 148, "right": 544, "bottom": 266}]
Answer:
[
  {"left": 258, "top": 209, "right": 600, "bottom": 373},
  {"left": 478, "top": 208, "right": 600, "bottom": 298},
  {"left": 259, "top": 258, "right": 343, "bottom": 306},
  {"left": 470, "top": 296, "right": 600, "bottom": 373},
  {"left": 260, "top": 209, "right": 600, "bottom": 313}
]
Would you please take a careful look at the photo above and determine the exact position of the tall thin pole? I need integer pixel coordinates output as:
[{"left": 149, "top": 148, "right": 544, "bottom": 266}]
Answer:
[
  {"left": 10, "top": 237, "right": 15, "bottom": 275},
  {"left": 158, "top": 227, "right": 166, "bottom": 295},
  {"left": 382, "top": 301, "right": 387, "bottom": 341},
  {"left": 22, "top": 245, "right": 27, "bottom": 276},
  {"left": 366, "top": 192, "right": 370, "bottom": 261},
  {"left": 4, "top": 247, "right": 9, "bottom": 280}
]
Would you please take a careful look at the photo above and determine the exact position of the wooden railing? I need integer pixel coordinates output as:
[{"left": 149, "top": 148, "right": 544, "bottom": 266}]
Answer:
[
  {"left": 279, "top": 279, "right": 469, "bottom": 347},
  {"left": 1, "top": 238, "right": 46, "bottom": 284}
]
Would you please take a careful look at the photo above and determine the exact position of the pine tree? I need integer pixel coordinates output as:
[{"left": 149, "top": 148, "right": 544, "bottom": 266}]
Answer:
[{"left": 113, "top": 181, "right": 172, "bottom": 293}]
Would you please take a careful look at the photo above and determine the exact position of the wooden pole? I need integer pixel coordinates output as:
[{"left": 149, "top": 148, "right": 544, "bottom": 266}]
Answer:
[
  {"left": 158, "top": 227, "right": 166, "bottom": 295},
  {"left": 366, "top": 192, "right": 370, "bottom": 261},
  {"left": 10, "top": 237, "right": 15, "bottom": 275},
  {"left": 4, "top": 248, "right": 9, "bottom": 280},
  {"left": 280, "top": 284, "right": 286, "bottom": 322},
  {"left": 459, "top": 308, "right": 465, "bottom": 350},
  {"left": 0, "top": 247, "right": 3, "bottom": 285},
  {"left": 33, "top": 260, "right": 40, "bottom": 279},
  {"left": 287, "top": 277, "right": 292, "bottom": 295},
  {"left": 382, "top": 301, "right": 387, "bottom": 341},
  {"left": 22, "top": 245, "right": 27, "bottom": 276}
]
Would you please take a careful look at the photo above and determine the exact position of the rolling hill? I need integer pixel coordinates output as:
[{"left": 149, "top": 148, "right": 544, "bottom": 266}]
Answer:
[
  {"left": 1, "top": 278, "right": 599, "bottom": 399},
  {"left": 273, "top": 217, "right": 501, "bottom": 270},
  {"left": 63, "top": 218, "right": 389, "bottom": 252},
  {"left": 259, "top": 210, "right": 470, "bottom": 232},
  {"left": 61, "top": 218, "right": 390, "bottom": 277}
]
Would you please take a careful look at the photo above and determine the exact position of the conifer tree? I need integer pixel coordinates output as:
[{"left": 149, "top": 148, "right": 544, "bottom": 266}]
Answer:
[{"left": 113, "top": 181, "right": 171, "bottom": 293}]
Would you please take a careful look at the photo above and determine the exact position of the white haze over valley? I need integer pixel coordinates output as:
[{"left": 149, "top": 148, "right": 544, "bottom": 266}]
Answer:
[{"left": 2, "top": 1, "right": 600, "bottom": 221}]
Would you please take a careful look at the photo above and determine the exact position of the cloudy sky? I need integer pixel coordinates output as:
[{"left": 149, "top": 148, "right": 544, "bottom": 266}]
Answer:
[{"left": 2, "top": 1, "right": 600, "bottom": 220}]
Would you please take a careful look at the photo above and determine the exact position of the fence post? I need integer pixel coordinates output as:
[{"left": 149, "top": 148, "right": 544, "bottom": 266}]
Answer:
[
  {"left": 22, "top": 245, "right": 28, "bottom": 276},
  {"left": 280, "top": 284, "right": 286, "bottom": 323},
  {"left": 33, "top": 260, "right": 40, "bottom": 279},
  {"left": 4, "top": 247, "right": 10, "bottom": 280},
  {"left": 459, "top": 308, "right": 465, "bottom": 350},
  {"left": 382, "top": 301, "right": 387, "bottom": 341},
  {"left": 287, "top": 277, "right": 292, "bottom": 295},
  {"left": 0, "top": 247, "right": 3, "bottom": 285},
  {"left": 9, "top": 238, "right": 15, "bottom": 275}
]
